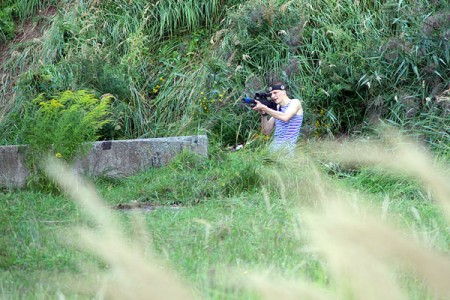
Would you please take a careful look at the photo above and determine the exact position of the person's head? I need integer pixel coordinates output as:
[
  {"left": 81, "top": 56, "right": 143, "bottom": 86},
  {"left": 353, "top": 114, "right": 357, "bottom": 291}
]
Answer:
[{"left": 268, "top": 82, "right": 289, "bottom": 104}]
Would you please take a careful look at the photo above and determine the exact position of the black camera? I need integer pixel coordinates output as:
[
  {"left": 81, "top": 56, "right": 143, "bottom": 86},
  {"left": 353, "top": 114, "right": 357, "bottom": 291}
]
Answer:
[{"left": 242, "top": 92, "right": 278, "bottom": 110}]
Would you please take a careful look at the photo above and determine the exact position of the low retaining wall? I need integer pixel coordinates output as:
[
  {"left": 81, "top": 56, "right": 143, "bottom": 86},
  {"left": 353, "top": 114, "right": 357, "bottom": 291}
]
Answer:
[{"left": 0, "top": 135, "right": 208, "bottom": 189}]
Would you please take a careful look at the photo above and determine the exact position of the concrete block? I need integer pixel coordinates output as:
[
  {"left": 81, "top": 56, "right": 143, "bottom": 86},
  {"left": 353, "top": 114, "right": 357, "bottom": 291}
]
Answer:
[
  {"left": 0, "top": 145, "right": 30, "bottom": 188},
  {"left": 0, "top": 135, "right": 208, "bottom": 189}
]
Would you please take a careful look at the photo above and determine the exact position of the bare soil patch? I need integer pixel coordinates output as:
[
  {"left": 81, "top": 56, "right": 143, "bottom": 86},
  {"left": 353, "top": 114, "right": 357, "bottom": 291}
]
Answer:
[{"left": 113, "top": 201, "right": 182, "bottom": 213}]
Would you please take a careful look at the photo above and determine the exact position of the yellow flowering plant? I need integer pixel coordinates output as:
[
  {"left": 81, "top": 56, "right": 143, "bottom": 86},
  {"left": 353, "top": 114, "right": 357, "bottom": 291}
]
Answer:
[
  {"left": 20, "top": 90, "right": 111, "bottom": 190},
  {"left": 150, "top": 77, "right": 166, "bottom": 95}
]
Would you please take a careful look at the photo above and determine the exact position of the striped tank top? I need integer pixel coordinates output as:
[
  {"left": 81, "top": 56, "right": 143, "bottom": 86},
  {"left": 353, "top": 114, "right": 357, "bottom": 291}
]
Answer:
[{"left": 271, "top": 101, "right": 303, "bottom": 152}]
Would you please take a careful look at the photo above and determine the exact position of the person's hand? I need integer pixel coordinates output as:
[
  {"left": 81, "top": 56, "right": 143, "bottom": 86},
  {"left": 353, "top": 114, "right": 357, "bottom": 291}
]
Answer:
[
  {"left": 252, "top": 100, "right": 268, "bottom": 115},
  {"left": 252, "top": 100, "right": 264, "bottom": 111}
]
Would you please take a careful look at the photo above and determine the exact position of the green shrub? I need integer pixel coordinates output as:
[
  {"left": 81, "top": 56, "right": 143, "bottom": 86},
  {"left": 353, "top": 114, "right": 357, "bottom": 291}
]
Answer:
[
  {"left": 21, "top": 90, "right": 111, "bottom": 160},
  {"left": 19, "top": 90, "right": 111, "bottom": 190},
  {"left": 0, "top": 6, "right": 16, "bottom": 42}
]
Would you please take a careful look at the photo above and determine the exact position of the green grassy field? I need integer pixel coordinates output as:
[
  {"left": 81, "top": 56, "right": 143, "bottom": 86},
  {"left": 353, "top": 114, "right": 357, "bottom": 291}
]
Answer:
[{"left": 1, "top": 138, "right": 449, "bottom": 299}]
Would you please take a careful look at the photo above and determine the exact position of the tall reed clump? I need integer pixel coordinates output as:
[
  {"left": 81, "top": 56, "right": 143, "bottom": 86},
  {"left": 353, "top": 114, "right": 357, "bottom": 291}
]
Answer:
[
  {"left": 355, "top": 0, "right": 450, "bottom": 156},
  {"left": 19, "top": 90, "right": 111, "bottom": 191}
]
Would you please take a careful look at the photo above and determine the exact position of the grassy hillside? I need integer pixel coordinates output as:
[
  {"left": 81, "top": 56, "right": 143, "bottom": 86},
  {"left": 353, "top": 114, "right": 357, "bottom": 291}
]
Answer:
[{"left": 1, "top": 0, "right": 448, "bottom": 154}]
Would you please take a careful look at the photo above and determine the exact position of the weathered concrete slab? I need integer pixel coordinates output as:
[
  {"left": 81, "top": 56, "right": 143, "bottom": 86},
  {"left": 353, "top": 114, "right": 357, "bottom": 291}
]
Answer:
[
  {"left": 0, "top": 145, "right": 30, "bottom": 188},
  {"left": 0, "top": 135, "right": 208, "bottom": 189}
]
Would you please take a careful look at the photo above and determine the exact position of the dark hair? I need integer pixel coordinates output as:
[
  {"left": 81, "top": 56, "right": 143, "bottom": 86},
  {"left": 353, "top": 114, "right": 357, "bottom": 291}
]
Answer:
[{"left": 270, "top": 81, "right": 285, "bottom": 87}]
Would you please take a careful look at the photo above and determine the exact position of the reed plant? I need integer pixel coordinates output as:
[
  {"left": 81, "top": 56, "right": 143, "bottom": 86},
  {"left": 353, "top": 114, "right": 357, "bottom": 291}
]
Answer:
[{"left": 299, "top": 132, "right": 450, "bottom": 299}]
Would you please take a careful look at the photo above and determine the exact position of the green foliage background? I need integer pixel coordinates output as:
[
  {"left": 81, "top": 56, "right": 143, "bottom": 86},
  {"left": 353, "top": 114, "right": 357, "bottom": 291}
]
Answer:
[{"left": 1, "top": 0, "right": 449, "bottom": 153}]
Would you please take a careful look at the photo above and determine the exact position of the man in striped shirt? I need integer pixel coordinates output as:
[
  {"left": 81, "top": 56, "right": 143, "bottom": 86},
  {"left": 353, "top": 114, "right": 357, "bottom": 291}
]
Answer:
[{"left": 252, "top": 82, "right": 303, "bottom": 154}]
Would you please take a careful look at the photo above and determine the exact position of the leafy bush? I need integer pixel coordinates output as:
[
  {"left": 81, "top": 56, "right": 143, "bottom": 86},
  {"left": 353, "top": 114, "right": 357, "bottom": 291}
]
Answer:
[
  {"left": 17, "top": 90, "right": 111, "bottom": 191},
  {"left": 20, "top": 90, "right": 111, "bottom": 161}
]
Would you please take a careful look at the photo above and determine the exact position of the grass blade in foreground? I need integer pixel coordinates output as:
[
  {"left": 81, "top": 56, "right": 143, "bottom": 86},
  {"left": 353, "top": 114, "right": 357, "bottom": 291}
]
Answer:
[{"left": 43, "top": 157, "right": 196, "bottom": 300}]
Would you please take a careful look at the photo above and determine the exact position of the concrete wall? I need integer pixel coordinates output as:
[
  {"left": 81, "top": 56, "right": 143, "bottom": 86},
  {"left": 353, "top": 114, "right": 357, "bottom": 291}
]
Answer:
[
  {"left": 0, "top": 145, "right": 30, "bottom": 188},
  {"left": 0, "top": 135, "right": 208, "bottom": 189}
]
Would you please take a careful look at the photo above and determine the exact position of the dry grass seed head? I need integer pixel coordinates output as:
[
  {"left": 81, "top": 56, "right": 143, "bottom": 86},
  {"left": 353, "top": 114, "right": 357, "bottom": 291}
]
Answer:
[
  {"left": 304, "top": 132, "right": 450, "bottom": 299},
  {"left": 316, "top": 133, "right": 450, "bottom": 221},
  {"left": 44, "top": 157, "right": 196, "bottom": 300},
  {"left": 304, "top": 199, "right": 450, "bottom": 300}
]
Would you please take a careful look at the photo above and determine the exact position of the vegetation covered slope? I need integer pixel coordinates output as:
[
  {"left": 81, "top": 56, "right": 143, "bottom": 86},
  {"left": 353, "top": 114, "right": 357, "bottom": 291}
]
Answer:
[
  {"left": 1, "top": 2, "right": 450, "bottom": 298},
  {"left": 1, "top": 0, "right": 449, "bottom": 152}
]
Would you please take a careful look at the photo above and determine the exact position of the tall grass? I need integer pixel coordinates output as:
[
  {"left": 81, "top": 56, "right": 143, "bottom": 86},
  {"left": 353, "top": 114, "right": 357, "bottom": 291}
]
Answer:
[
  {"left": 0, "top": 0, "right": 58, "bottom": 132},
  {"left": 11, "top": 0, "right": 55, "bottom": 20},
  {"left": 0, "top": 130, "right": 449, "bottom": 298},
  {"left": 0, "top": 0, "right": 56, "bottom": 42},
  {"left": 1, "top": 0, "right": 449, "bottom": 153},
  {"left": 148, "top": 0, "right": 223, "bottom": 39},
  {"left": 19, "top": 131, "right": 446, "bottom": 299},
  {"left": 300, "top": 132, "right": 450, "bottom": 299}
]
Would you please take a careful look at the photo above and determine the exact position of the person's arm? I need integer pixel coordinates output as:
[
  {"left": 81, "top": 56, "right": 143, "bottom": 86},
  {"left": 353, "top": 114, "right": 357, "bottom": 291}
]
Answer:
[
  {"left": 261, "top": 113, "right": 275, "bottom": 135},
  {"left": 253, "top": 99, "right": 302, "bottom": 122}
]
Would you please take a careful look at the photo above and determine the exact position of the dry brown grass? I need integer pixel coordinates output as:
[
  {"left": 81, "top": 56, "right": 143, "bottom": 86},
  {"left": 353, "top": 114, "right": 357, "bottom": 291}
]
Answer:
[
  {"left": 242, "top": 131, "right": 450, "bottom": 300},
  {"left": 314, "top": 131, "right": 450, "bottom": 221},
  {"left": 44, "top": 159, "right": 196, "bottom": 300},
  {"left": 297, "top": 131, "right": 450, "bottom": 300}
]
